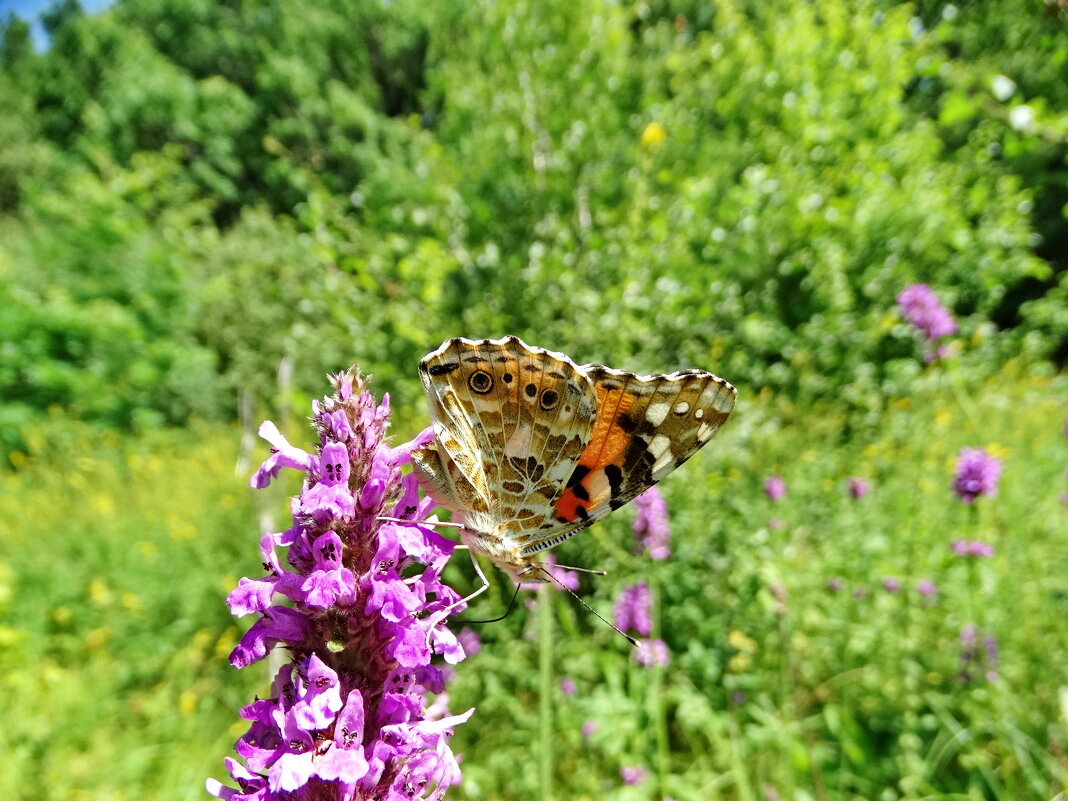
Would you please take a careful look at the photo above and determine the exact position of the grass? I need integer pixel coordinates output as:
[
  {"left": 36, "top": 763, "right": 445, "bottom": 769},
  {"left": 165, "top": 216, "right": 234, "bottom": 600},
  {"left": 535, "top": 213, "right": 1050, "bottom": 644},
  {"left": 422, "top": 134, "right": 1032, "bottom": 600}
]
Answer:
[{"left": 0, "top": 361, "right": 1064, "bottom": 800}]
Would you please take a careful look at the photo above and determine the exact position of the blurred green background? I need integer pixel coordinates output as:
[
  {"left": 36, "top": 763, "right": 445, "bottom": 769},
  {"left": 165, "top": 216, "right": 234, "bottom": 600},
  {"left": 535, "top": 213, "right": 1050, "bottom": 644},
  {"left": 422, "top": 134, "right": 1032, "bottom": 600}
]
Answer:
[{"left": 1, "top": 0, "right": 1066, "bottom": 799}]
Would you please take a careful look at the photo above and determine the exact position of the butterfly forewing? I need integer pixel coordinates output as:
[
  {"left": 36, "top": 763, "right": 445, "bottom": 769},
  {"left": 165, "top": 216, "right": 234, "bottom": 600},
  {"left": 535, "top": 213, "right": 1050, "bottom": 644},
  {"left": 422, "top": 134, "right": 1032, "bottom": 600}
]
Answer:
[{"left": 417, "top": 337, "right": 598, "bottom": 534}]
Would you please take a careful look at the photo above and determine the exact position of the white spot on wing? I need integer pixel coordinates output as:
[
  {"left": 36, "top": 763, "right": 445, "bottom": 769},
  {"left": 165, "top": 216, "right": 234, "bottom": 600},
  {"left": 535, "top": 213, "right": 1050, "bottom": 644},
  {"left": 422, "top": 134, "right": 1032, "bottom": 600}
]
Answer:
[
  {"left": 651, "top": 435, "right": 674, "bottom": 473},
  {"left": 673, "top": 401, "right": 690, "bottom": 415},
  {"left": 646, "top": 402, "right": 669, "bottom": 426},
  {"left": 649, "top": 434, "right": 671, "bottom": 459}
]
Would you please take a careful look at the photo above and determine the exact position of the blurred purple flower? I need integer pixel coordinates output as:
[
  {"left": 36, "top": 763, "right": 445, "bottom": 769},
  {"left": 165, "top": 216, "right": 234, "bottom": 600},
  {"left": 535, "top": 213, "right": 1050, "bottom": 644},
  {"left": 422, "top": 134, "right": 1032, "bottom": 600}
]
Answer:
[
  {"left": 456, "top": 627, "right": 481, "bottom": 658},
  {"left": 952, "top": 447, "right": 1002, "bottom": 504},
  {"left": 208, "top": 370, "right": 473, "bottom": 801},
  {"left": 620, "top": 766, "right": 648, "bottom": 785},
  {"left": 581, "top": 720, "right": 598, "bottom": 739},
  {"left": 847, "top": 476, "right": 871, "bottom": 499},
  {"left": 852, "top": 587, "right": 867, "bottom": 599},
  {"left": 897, "top": 283, "right": 958, "bottom": 342},
  {"left": 764, "top": 476, "right": 787, "bottom": 501},
  {"left": 923, "top": 343, "right": 952, "bottom": 363},
  {"left": 917, "top": 579, "right": 937, "bottom": 597},
  {"left": 952, "top": 539, "right": 995, "bottom": 558},
  {"left": 768, "top": 517, "right": 786, "bottom": 531},
  {"left": 633, "top": 486, "right": 671, "bottom": 560},
  {"left": 961, "top": 623, "right": 977, "bottom": 648},
  {"left": 826, "top": 577, "right": 844, "bottom": 593},
  {"left": 882, "top": 576, "right": 901, "bottom": 593},
  {"left": 634, "top": 638, "right": 670, "bottom": 668},
  {"left": 959, "top": 623, "right": 999, "bottom": 683},
  {"left": 613, "top": 582, "right": 652, "bottom": 637},
  {"left": 559, "top": 677, "right": 576, "bottom": 696}
]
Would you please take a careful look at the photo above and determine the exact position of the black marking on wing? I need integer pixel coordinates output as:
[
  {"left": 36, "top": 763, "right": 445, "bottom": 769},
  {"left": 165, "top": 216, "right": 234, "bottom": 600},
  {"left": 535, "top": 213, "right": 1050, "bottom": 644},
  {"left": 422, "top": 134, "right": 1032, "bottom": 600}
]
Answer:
[
  {"left": 428, "top": 362, "right": 461, "bottom": 376},
  {"left": 566, "top": 464, "right": 590, "bottom": 488},
  {"left": 605, "top": 463, "right": 623, "bottom": 496}
]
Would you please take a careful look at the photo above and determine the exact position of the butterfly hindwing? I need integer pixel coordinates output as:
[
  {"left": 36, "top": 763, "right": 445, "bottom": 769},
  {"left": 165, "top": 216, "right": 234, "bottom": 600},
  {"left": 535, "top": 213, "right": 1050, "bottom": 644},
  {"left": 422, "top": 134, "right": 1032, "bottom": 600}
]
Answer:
[{"left": 519, "top": 366, "right": 737, "bottom": 556}]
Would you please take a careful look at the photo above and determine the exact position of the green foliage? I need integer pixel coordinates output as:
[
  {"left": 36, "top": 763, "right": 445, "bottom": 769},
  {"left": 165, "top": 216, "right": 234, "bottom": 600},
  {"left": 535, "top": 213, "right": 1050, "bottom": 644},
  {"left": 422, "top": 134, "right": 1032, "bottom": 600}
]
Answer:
[
  {"left": 2, "top": 369, "right": 1063, "bottom": 800},
  {"left": 0, "top": 0, "right": 1064, "bottom": 440},
  {"left": 0, "top": 417, "right": 264, "bottom": 801}
]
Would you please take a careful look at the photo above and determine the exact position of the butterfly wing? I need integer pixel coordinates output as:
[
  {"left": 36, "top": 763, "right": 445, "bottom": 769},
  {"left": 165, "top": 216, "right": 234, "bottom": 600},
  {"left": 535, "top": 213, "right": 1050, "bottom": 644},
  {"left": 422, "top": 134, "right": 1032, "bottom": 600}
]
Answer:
[
  {"left": 415, "top": 336, "right": 598, "bottom": 538},
  {"left": 518, "top": 366, "right": 737, "bottom": 556}
]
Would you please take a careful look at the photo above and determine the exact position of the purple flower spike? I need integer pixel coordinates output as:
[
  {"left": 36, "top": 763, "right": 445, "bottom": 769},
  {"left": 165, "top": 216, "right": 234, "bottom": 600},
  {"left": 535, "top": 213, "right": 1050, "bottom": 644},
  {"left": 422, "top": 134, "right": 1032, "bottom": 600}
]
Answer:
[
  {"left": 897, "top": 283, "right": 958, "bottom": 342},
  {"left": 764, "top": 475, "right": 787, "bottom": 501},
  {"left": 952, "top": 447, "right": 1002, "bottom": 504},
  {"left": 882, "top": 576, "right": 901, "bottom": 594},
  {"left": 951, "top": 538, "right": 995, "bottom": 558},
  {"left": 613, "top": 582, "right": 652, "bottom": 637},
  {"left": 633, "top": 486, "right": 671, "bottom": 559},
  {"left": 209, "top": 369, "right": 473, "bottom": 801}
]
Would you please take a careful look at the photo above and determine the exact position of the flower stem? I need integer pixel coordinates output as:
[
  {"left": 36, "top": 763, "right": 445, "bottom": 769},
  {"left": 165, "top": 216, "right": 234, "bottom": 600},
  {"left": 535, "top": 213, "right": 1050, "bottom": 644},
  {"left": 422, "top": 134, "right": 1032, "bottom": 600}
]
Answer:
[
  {"left": 539, "top": 587, "right": 554, "bottom": 801},
  {"left": 650, "top": 570, "right": 670, "bottom": 797},
  {"left": 944, "top": 358, "right": 980, "bottom": 426}
]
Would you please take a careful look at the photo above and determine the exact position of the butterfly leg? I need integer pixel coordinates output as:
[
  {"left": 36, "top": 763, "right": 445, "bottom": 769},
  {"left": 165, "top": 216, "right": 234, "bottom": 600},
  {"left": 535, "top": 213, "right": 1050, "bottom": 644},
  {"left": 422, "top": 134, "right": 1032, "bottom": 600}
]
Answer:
[
  {"left": 377, "top": 516, "right": 466, "bottom": 530},
  {"left": 424, "top": 548, "right": 490, "bottom": 652}
]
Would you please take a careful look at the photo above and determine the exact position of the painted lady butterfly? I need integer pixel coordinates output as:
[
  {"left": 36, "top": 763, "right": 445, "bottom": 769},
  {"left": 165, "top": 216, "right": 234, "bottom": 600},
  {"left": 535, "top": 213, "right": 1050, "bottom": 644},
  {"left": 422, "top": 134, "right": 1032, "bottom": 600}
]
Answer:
[{"left": 411, "top": 336, "right": 737, "bottom": 591}]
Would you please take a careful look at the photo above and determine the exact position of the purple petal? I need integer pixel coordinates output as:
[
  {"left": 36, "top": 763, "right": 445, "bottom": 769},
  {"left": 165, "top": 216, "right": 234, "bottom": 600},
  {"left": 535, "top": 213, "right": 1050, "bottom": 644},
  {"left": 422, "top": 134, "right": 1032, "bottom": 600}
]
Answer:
[
  {"left": 230, "top": 607, "right": 309, "bottom": 668},
  {"left": 249, "top": 421, "right": 316, "bottom": 489},
  {"left": 291, "top": 654, "right": 343, "bottom": 731}
]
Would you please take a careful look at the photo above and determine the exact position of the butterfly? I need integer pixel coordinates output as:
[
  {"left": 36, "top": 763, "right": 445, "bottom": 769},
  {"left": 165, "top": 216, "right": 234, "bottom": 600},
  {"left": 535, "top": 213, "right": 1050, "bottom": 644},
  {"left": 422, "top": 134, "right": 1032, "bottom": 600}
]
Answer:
[{"left": 410, "top": 336, "right": 737, "bottom": 593}]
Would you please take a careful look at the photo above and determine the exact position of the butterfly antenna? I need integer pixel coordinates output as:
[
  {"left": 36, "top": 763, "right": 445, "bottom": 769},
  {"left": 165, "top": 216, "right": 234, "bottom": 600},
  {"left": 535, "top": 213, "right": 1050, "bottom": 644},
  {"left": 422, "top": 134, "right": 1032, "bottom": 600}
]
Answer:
[
  {"left": 456, "top": 582, "right": 522, "bottom": 625},
  {"left": 551, "top": 564, "right": 607, "bottom": 575},
  {"left": 539, "top": 568, "right": 639, "bottom": 647}
]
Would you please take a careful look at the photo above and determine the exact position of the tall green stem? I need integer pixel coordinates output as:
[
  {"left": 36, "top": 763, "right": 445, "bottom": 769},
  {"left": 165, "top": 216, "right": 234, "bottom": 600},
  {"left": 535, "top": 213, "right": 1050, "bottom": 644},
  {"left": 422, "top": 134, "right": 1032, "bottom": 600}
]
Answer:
[
  {"left": 539, "top": 587, "right": 554, "bottom": 801},
  {"left": 650, "top": 570, "right": 669, "bottom": 797}
]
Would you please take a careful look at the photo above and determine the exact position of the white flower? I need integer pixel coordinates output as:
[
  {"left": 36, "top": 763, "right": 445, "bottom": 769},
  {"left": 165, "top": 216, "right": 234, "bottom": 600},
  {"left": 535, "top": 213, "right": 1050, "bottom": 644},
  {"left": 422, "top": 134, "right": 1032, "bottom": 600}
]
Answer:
[
  {"left": 1008, "top": 104, "right": 1034, "bottom": 131},
  {"left": 990, "top": 74, "right": 1016, "bottom": 102}
]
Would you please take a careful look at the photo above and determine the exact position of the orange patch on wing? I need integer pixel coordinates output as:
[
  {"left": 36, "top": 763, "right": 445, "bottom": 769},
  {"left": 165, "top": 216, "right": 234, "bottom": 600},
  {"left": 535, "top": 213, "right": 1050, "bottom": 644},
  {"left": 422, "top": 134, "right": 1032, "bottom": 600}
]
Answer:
[
  {"left": 553, "top": 386, "right": 633, "bottom": 522},
  {"left": 554, "top": 489, "right": 586, "bottom": 523}
]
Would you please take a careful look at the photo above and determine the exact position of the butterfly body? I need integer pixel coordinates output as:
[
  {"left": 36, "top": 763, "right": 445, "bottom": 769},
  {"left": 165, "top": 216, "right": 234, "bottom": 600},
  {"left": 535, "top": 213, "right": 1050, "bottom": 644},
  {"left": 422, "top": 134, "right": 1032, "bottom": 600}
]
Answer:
[{"left": 411, "top": 336, "right": 736, "bottom": 582}]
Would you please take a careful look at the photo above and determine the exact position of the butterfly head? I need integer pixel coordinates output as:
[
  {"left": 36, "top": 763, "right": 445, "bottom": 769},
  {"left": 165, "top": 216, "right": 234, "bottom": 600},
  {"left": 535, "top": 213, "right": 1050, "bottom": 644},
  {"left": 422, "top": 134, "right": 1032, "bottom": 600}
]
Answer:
[{"left": 458, "top": 526, "right": 547, "bottom": 584}]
